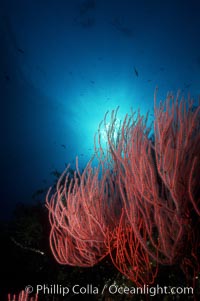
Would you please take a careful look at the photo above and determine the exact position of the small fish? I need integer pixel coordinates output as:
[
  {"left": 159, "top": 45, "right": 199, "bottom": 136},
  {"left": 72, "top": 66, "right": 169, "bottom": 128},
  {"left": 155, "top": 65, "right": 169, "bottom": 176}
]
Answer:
[
  {"left": 184, "top": 83, "right": 191, "bottom": 88},
  {"left": 51, "top": 169, "right": 61, "bottom": 178},
  {"left": 120, "top": 26, "right": 133, "bottom": 37},
  {"left": 61, "top": 144, "right": 66, "bottom": 149},
  {"left": 4, "top": 74, "right": 10, "bottom": 81},
  {"left": 80, "top": 0, "right": 96, "bottom": 15},
  {"left": 134, "top": 67, "right": 139, "bottom": 77},
  {"left": 32, "top": 189, "right": 45, "bottom": 199},
  {"left": 17, "top": 48, "right": 25, "bottom": 54}
]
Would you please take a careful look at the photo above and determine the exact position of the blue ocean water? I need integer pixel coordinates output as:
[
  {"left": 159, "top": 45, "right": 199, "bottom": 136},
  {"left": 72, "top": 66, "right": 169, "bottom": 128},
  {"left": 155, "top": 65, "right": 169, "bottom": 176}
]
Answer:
[{"left": 1, "top": 0, "right": 200, "bottom": 219}]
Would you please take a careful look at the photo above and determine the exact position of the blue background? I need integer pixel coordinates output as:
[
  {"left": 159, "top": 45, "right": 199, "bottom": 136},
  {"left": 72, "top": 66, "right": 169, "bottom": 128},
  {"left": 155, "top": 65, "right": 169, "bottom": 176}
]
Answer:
[{"left": 1, "top": 0, "right": 200, "bottom": 219}]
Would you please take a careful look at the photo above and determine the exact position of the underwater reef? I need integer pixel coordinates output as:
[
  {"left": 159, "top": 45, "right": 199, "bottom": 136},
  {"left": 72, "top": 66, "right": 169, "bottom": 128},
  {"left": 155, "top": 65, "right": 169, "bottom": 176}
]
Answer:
[
  {"left": 7, "top": 91, "right": 200, "bottom": 300},
  {"left": 45, "top": 91, "right": 200, "bottom": 298}
]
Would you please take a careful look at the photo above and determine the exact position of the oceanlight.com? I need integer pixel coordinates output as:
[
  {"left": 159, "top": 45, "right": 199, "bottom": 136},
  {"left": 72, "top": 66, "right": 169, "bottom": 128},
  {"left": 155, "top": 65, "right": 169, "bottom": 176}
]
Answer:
[{"left": 25, "top": 283, "right": 194, "bottom": 297}]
